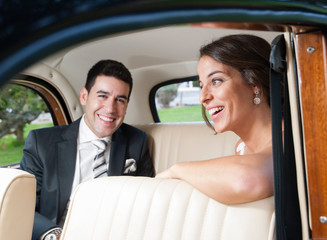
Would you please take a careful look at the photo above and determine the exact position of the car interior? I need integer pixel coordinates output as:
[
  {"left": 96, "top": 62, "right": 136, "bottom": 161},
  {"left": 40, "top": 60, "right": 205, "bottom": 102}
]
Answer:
[{"left": 1, "top": 2, "right": 327, "bottom": 239}]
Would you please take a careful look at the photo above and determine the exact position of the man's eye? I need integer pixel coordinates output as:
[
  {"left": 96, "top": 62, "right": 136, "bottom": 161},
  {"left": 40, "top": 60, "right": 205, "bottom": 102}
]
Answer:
[{"left": 116, "top": 98, "right": 126, "bottom": 104}]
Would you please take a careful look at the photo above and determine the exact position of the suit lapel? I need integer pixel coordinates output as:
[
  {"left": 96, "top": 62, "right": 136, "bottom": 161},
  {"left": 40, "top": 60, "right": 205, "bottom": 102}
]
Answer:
[
  {"left": 109, "top": 125, "right": 127, "bottom": 176},
  {"left": 57, "top": 119, "right": 80, "bottom": 216}
]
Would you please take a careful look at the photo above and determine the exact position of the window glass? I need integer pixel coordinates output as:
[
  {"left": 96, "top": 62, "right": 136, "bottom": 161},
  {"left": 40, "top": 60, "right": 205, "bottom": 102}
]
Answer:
[
  {"left": 155, "top": 80, "right": 205, "bottom": 122},
  {"left": 0, "top": 83, "right": 53, "bottom": 168}
]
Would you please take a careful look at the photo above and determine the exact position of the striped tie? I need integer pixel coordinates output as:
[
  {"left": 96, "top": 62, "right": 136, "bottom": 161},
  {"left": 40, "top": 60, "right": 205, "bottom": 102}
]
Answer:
[{"left": 92, "top": 139, "right": 108, "bottom": 178}]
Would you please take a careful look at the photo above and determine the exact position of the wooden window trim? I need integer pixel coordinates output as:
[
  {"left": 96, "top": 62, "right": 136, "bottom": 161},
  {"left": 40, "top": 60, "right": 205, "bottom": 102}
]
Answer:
[
  {"left": 293, "top": 26, "right": 327, "bottom": 239},
  {"left": 12, "top": 78, "right": 71, "bottom": 126}
]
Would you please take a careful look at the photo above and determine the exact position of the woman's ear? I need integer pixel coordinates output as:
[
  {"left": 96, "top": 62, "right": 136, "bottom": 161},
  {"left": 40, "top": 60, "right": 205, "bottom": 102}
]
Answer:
[
  {"left": 252, "top": 85, "right": 260, "bottom": 94},
  {"left": 253, "top": 86, "right": 261, "bottom": 105}
]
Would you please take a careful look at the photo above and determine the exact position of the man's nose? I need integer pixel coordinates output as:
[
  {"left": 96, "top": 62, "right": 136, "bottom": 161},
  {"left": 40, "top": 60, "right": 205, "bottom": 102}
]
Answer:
[{"left": 105, "top": 97, "right": 116, "bottom": 112}]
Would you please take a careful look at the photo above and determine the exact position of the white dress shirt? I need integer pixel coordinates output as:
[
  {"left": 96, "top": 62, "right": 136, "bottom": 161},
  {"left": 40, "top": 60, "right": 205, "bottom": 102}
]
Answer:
[{"left": 71, "top": 114, "right": 111, "bottom": 195}]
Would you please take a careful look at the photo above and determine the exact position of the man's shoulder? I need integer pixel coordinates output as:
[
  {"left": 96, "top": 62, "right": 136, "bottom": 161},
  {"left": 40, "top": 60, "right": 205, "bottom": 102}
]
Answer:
[
  {"left": 31, "top": 122, "right": 71, "bottom": 133},
  {"left": 30, "top": 118, "right": 80, "bottom": 136},
  {"left": 119, "top": 123, "right": 146, "bottom": 136}
]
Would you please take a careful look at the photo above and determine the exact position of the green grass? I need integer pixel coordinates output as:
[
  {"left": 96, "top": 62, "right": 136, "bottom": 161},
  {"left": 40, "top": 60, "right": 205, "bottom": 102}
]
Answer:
[
  {"left": 0, "top": 122, "right": 53, "bottom": 166},
  {"left": 158, "top": 104, "right": 207, "bottom": 122}
]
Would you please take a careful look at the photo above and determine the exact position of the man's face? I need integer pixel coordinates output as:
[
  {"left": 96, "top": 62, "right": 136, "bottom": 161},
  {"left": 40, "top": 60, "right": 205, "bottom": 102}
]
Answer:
[{"left": 80, "top": 75, "right": 130, "bottom": 138}]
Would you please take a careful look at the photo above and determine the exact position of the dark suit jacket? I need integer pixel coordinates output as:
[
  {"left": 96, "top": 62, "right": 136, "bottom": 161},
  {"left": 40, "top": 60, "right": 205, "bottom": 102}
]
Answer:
[{"left": 20, "top": 118, "right": 154, "bottom": 240}]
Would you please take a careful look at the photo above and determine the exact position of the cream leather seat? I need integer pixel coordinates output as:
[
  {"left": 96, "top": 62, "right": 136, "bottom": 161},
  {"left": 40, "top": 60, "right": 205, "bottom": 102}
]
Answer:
[
  {"left": 0, "top": 168, "right": 36, "bottom": 240},
  {"left": 61, "top": 176, "right": 275, "bottom": 240},
  {"left": 135, "top": 123, "right": 239, "bottom": 173}
]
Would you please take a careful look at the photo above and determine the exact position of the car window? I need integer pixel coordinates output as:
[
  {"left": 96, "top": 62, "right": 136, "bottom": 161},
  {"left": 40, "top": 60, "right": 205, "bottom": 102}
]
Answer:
[
  {"left": 152, "top": 78, "right": 206, "bottom": 122},
  {"left": 0, "top": 83, "right": 53, "bottom": 168}
]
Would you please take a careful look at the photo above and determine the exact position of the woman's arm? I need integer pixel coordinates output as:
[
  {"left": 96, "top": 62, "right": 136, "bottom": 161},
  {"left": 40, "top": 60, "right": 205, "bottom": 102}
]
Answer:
[{"left": 156, "top": 151, "right": 273, "bottom": 204}]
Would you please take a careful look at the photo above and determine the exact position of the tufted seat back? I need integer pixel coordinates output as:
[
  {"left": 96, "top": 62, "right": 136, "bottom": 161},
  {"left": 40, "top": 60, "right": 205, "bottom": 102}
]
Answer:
[
  {"left": 135, "top": 123, "right": 239, "bottom": 173},
  {"left": 61, "top": 176, "right": 275, "bottom": 240}
]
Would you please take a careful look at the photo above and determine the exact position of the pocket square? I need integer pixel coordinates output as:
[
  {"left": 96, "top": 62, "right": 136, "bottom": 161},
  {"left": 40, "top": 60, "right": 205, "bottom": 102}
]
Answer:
[{"left": 124, "top": 158, "right": 137, "bottom": 174}]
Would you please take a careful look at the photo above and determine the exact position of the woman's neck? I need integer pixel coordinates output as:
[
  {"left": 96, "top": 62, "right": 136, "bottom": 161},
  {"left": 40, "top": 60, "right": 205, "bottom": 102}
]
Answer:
[{"left": 236, "top": 107, "right": 272, "bottom": 154}]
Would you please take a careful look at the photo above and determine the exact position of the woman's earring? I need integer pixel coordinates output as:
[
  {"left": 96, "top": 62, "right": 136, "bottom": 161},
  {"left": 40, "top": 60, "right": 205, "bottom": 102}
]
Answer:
[{"left": 253, "top": 90, "right": 261, "bottom": 105}]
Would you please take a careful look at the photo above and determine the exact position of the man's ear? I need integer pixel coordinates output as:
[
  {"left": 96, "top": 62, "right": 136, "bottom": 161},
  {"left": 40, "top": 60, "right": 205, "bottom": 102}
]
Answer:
[{"left": 80, "top": 87, "right": 88, "bottom": 106}]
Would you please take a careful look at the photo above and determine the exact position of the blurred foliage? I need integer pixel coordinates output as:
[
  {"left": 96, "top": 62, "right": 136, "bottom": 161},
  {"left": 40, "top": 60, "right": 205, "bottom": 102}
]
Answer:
[
  {"left": 156, "top": 84, "right": 178, "bottom": 108},
  {"left": 192, "top": 80, "right": 200, "bottom": 87},
  {"left": 0, "top": 83, "right": 48, "bottom": 142}
]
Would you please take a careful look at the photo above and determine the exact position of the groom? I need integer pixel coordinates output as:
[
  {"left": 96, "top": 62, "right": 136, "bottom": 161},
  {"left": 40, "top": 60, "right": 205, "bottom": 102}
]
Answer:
[{"left": 20, "top": 59, "right": 155, "bottom": 240}]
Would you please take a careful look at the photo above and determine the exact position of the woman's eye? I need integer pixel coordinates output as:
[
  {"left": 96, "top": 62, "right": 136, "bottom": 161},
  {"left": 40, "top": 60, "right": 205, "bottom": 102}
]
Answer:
[{"left": 212, "top": 79, "right": 222, "bottom": 85}]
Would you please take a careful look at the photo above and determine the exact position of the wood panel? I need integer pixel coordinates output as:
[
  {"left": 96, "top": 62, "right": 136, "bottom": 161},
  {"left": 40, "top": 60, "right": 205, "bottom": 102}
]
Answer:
[{"left": 294, "top": 27, "right": 327, "bottom": 239}]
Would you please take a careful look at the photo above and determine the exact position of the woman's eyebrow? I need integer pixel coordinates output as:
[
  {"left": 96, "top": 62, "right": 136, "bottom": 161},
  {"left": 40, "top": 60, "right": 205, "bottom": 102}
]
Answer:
[{"left": 208, "top": 70, "right": 223, "bottom": 78}]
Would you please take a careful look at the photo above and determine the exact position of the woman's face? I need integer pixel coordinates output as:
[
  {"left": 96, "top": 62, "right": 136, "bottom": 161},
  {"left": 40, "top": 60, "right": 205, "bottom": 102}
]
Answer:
[{"left": 198, "top": 56, "right": 254, "bottom": 133}]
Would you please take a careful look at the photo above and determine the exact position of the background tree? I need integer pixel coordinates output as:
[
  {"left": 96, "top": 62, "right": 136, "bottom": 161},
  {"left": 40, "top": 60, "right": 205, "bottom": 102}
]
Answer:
[
  {"left": 0, "top": 83, "right": 48, "bottom": 142},
  {"left": 156, "top": 84, "right": 178, "bottom": 108}
]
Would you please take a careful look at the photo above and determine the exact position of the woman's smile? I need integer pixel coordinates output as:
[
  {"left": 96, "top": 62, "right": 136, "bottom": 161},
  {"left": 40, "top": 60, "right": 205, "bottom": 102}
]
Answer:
[{"left": 208, "top": 106, "right": 225, "bottom": 120}]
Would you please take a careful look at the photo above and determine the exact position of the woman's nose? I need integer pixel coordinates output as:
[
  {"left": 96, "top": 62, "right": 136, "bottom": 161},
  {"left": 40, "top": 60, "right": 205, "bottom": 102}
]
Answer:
[{"left": 199, "top": 85, "right": 212, "bottom": 104}]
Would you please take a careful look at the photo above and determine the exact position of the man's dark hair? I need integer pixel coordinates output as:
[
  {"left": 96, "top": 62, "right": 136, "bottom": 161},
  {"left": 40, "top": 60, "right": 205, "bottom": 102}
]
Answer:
[{"left": 85, "top": 59, "right": 133, "bottom": 99}]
